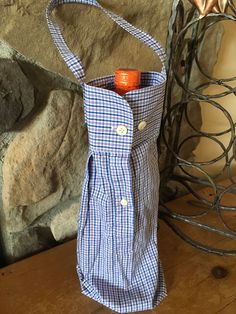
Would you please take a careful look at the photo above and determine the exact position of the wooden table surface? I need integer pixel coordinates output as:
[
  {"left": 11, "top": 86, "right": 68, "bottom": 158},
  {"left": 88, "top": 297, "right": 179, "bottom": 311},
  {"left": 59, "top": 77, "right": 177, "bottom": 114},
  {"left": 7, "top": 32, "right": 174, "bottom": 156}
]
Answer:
[{"left": 1, "top": 179, "right": 236, "bottom": 314}]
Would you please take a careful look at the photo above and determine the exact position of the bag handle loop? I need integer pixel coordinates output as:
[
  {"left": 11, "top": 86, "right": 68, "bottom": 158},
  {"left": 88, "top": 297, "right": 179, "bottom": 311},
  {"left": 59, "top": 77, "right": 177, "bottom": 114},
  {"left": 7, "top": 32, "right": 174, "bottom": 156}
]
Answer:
[{"left": 46, "top": 0, "right": 166, "bottom": 84}]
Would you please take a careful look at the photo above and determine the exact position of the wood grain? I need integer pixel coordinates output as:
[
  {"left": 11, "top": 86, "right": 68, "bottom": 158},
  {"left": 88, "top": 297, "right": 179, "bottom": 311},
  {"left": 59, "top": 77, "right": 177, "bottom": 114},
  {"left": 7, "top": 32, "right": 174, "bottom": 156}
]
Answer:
[{"left": 0, "top": 179, "right": 236, "bottom": 314}]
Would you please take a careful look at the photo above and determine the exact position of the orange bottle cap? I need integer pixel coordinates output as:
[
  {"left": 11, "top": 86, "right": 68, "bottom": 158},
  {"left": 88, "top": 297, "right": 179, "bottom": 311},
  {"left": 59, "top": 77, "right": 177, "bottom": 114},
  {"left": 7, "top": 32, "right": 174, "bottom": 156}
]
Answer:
[{"left": 115, "top": 69, "right": 141, "bottom": 89}]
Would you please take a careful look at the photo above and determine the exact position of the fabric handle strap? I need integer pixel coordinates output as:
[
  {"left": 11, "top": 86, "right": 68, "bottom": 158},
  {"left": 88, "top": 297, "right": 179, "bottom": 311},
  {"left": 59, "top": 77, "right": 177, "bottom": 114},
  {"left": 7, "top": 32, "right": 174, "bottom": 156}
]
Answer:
[{"left": 46, "top": 0, "right": 166, "bottom": 84}]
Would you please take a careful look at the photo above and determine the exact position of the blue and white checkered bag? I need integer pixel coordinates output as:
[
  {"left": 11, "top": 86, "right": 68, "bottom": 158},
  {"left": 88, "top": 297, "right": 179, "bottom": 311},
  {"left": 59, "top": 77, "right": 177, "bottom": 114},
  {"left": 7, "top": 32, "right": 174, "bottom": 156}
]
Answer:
[{"left": 46, "top": 1, "right": 168, "bottom": 312}]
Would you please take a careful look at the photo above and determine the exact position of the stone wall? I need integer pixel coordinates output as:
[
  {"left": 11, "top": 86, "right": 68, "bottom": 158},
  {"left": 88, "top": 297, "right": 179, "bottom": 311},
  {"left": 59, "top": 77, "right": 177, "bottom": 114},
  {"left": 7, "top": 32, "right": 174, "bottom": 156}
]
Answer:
[
  {"left": 0, "top": 0, "right": 223, "bottom": 264},
  {"left": 0, "top": 55, "right": 86, "bottom": 264}
]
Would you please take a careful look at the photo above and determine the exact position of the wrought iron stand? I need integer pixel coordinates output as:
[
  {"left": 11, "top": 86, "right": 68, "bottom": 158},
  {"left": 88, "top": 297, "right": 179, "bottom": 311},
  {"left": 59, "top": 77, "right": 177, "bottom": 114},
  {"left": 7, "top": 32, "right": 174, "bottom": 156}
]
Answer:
[{"left": 159, "top": 0, "right": 236, "bottom": 256}]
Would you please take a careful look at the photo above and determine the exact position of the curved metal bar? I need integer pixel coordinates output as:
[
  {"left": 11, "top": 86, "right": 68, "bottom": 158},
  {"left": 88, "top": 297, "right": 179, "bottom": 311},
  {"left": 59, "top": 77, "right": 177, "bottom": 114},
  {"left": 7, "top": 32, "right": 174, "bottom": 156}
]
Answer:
[
  {"left": 160, "top": 207, "right": 236, "bottom": 240},
  {"left": 184, "top": 99, "right": 235, "bottom": 137},
  {"left": 172, "top": 13, "right": 236, "bottom": 99},
  {"left": 159, "top": 0, "right": 236, "bottom": 256},
  {"left": 159, "top": 211, "right": 236, "bottom": 256}
]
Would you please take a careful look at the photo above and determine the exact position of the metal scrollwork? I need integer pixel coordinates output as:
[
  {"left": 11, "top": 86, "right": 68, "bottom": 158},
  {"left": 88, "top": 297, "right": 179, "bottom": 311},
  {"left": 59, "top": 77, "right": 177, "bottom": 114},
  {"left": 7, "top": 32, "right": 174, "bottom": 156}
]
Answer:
[{"left": 159, "top": 0, "right": 236, "bottom": 256}]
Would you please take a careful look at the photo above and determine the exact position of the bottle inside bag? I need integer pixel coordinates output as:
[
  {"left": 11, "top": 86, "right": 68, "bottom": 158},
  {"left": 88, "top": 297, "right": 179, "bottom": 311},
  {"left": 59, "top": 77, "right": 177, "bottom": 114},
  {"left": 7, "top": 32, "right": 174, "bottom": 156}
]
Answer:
[{"left": 114, "top": 69, "right": 141, "bottom": 95}]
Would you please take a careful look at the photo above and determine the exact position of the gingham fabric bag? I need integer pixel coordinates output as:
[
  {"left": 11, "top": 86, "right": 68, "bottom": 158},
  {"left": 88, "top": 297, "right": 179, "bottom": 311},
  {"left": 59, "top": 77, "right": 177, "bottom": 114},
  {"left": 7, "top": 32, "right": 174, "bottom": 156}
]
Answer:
[{"left": 46, "top": 1, "right": 168, "bottom": 312}]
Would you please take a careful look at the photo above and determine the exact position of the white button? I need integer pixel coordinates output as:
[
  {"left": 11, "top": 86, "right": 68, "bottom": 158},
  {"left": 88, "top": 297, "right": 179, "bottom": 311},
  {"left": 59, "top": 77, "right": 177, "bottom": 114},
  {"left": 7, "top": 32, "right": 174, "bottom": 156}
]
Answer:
[
  {"left": 120, "top": 198, "right": 128, "bottom": 206},
  {"left": 138, "top": 121, "right": 147, "bottom": 131},
  {"left": 116, "top": 125, "right": 128, "bottom": 135}
]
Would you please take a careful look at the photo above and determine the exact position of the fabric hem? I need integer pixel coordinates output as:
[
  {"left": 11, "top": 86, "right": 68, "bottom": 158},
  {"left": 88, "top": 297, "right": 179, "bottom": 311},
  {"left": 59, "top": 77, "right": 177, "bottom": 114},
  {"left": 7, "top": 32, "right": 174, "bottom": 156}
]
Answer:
[{"left": 79, "top": 280, "right": 168, "bottom": 314}]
